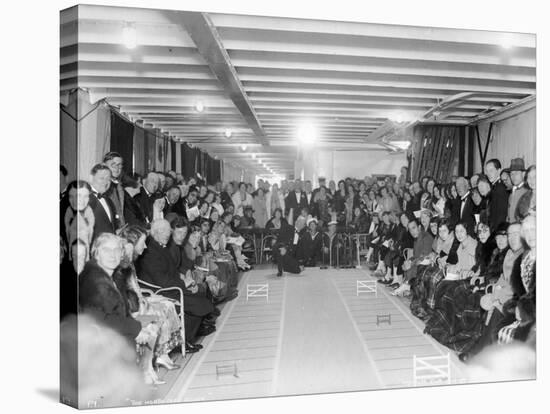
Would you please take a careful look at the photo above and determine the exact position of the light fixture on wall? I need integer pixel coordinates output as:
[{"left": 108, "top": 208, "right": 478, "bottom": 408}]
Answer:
[{"left": 122, "top": 22, "right": 137, "bottom": 49}]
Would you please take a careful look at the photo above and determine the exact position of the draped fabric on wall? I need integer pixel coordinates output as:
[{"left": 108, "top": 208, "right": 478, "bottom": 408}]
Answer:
[
  {"left": 175, "top": 142, "right": 182, "bottom": 174},
  {"left": 60, "top": 104, "right": 77, "bottom": 182},
  {"left": 110, "top": 112, "right": 135, "bottom": 173},
  {"left": 411, "top": 125, "right": 463, "bottom": 183},
  {"left": 77, "top": 101, "right": 111, "bottom": 180},
  {"left": 207, "top": 157, "right": 221, "bottom": 184},
  {"left": 170, "top": 141, "right": 176, "bottom": 173},
  {"left": 182, "top": 143, "right": 196, "bottom": 178},
  {"left": 145, "top": 130, "right": 156, "bottom": 173},
  {"left": 473, "top": 107, "right": 536, "bottom": 170},
  {"left": 133, "top": 127, "right": 146, "bottom": 176}
]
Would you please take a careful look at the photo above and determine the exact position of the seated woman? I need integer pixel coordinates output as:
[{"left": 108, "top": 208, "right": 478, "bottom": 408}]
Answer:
[
  {"left": 207, "top": 220, "right": 240, "bottom": 291},
  {"left": 220, "top": 215, "right": 251, "bottom": 271},
  {"left": 349, "top": 206, "right": 370, "bottom": 234},
  {"left": 63, "top": 180, "right": 94, "bottom": 259},
  {"left": 79, "top": 233, "right": 161, "bottom": 385},
  {"left": 115, "top": 225, "right": 187, "bottom": 370},
  {"left": 378, "top": 212, "right": 414, "bottom": 286},
  {"left": 426, "top": 222, "right": 510, "bottom": 356},
  {"left": 408, "top": 218, "right": 458, "bottom": 319},
  {"left": 265, "top": 207, "right": 287, "bottom": 230},
  {"left": 372, "top": 211, "right": 396, "bottom": 276},
  {"left": 497, "top": 215, "right": 536, "bottom": 347},
  {"left": 393, "top": 218, "right": 435, "bottom": 297}
]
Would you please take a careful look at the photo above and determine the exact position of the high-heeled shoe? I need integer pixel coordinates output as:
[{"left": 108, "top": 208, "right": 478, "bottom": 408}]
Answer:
[
  {"left": 155, "top": 355, "right": 180, "bottom": 371},
  {"left": 144, "top": 369, "right": 166, "bottom": 385}
]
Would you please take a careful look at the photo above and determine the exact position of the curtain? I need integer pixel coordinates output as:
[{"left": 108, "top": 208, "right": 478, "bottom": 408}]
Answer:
[
  {"left": 175, "top": 142, "right": 182, "bottom": 174},
  {"left": 411, "top": 125, "right": 462, "bottom": 183},
  {"left": 170, "top": 140, "right": 176, "bottom": 172},
  {"left": 473, "top": 107, "right": 535, "bottom": 171},
  {"left": 77, "top": 101, "right": 111, "bottom": 180},
  {"left": 145, "top": 130, "right": 156, "bottom": 173},
  {"left": 110, "top": 111, "right": 135, "bottom": 173},
  {"left": 182, "top": 143, "right": 197, "bottom": 178},
  {"left": 60, "top": 104, "right": 77, "bottom": 182},
  {"left": 133, "top": 126, "right": 146, "bottom": 176}
]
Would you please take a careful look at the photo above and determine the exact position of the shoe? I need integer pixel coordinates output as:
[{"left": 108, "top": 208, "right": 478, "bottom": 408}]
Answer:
[
  {"left": 389, "top": 283, "right": 400, "bottom": 289},
  {"left": 144, "top": 369, "right": 166, "bottom": 386},
  {"left": 458, "top": 352, "right": 470, "bottom": 363},
  {"left": 276, "top": 271, "right": 283, "bottom": 277},
  {"left": 185, "top": 341, "right": 203, "bottom": 352},
  {"left": 185, "top": 345, "right": 200, "bottom": 354},
  {"left": 391, "top": 283, "right": 410, "bottom": 296},
  {"left": 155, "top": 355, "right": 180, "bottom": 371},
  {"left": 212, "top": 307, "right": 221, "bottom": 316},
  {"left": 197, "top": 324, "right": 216, "bottom": 337},
  {"left": 377, "top": 278, "right": 392, "bottom": 285}
]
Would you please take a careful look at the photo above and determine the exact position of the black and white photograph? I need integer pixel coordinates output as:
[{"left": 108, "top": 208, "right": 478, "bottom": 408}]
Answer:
[
  {"left": 5, "top": 0, "right": 548, "bottom": 413},
  {"left": 56, "top": 2, "right": 540, "bottom": 409}
]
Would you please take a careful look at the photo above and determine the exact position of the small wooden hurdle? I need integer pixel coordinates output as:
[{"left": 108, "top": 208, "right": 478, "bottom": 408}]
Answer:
[
  {"left": 357, "top": 280, "right": 377, "bottom": 297},
  {"left": 376, "top": 314, "right": 391, "bottom": 326},
  {"left": 216, "top": 362, "right": 239, "bottom": 380},
  {"left": 246, "top": 284, "right": 269, "bottom": 302},
  {"left": 413, "top": 353, "right": 451, "bottom": 386}
]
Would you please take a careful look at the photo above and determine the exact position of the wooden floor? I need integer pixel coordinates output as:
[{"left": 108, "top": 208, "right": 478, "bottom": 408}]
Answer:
[{"left": 161, "top": 265, "right": 467, "bottom": 403}]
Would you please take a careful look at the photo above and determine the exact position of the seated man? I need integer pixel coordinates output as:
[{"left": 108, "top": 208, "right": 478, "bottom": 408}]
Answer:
[
  {"left": 393, "top": 218, "right": 434, "bottom": 296},
  {"left": 296, "top": 217, "right": 324, "bottom": 267},
  {"left": 136, "top": 219, "right": 217, "bottom": 345}
]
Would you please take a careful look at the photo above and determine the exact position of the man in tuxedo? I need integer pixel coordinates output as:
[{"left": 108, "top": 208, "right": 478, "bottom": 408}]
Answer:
[
  {"left": 133, "top": 172, "right": 161, "bottom": 223},
  {"left": 274, "top": 215, "right": 307, "bottom": 276},
  {"left": 136, "top": 219, "right": 217, "bottom": 343},
  {"left": 303, "top": 180, "right": 315, "bottom": 213},
  {"left": 163, "top": 185, "right": 185, "bottom": 217},
  {"left": 88, "top": 164, "right": 119, "bottom": 242},
  {"left": 455, "top": 177, "right": 476, "bottom": 235},
  {"left": 484, "top": 158, "right": 509, "bottom": 231},
  {"left": 102, "top": 152, "right": 127, "bottom": 227},
  {"left": 285, "top": 180, "right": 306, "bottom": 222}
]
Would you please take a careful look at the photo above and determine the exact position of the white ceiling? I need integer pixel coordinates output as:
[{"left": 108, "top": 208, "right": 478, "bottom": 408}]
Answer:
[{"left": 60, "top": 4, "right": 536, "bottom": 176}]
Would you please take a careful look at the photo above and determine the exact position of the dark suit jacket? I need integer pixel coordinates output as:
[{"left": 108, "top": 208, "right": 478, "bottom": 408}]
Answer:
[
  {"left": 163, "top": 197, "right": 186, "bottom": 217},
  {"left": 88, "top": 193, "right": 118, "bottom": 242},
  {"left": 285, "top": 191, "right": 306, "bottom": 218},
  {"left": 78, "top": 259, "right": 141, "bottom": 342},
  {"left": 456, "top": 194, "right": 476, "bottom": 236},
  {"left": 489, "top": 180, "right": 510, "bottom": 230},
  {"left": 124, "top": 190, "right": 148, "bottom": 227},
  {"left": 133, "top": 187, "right": 158, "bottom": 223},
  {"left": 136, "top": 236, "right": 213, "bottom": 317}
]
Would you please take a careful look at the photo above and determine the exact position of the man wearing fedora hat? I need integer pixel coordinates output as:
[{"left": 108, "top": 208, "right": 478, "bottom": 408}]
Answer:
[{"left": 507, "top": 158, "right": 528, "bottom": 223}]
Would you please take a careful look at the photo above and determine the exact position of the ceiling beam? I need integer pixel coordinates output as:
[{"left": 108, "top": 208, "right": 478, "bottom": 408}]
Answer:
[{"left": 179, "top": 11, "right": 269, "bottom": 146}]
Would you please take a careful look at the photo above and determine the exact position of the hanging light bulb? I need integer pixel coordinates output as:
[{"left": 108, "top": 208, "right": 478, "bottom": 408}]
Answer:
[
  {"left": 122, "top": 23, "right": 137, "bottom": 49},
  {"left": 224, "top": 129, "right": 232, "bottom": 139},
  {"left": 241, "top": 145, "right": 247, "bottom": 151}
]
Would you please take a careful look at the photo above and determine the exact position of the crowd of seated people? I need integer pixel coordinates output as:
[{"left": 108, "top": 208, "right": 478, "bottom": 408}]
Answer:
[{"left": 61, "top": 151, "right": 536, "bottom": 388}]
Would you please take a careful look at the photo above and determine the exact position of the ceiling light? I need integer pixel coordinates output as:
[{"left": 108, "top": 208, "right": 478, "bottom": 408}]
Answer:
[
  {"left": 241, "top": 145, "right": 247, "bottom": 151},
  {"left": 390, "top": 112, "right": 415, "bottom": 124},
  {"left": 224, "top": 129, "right": 232, "bottom": 139},
  {"left": 251, "top": 153, "right": 256, "bottom": 159},
  {"left": 390, "top": 140, "right": 412, "bottom": 150},
  {"left": 122, "top": 23, "right": 137, "bottom": 49},
  {"left": 194, "top": 101, "right": 205, "bottom": 113},
  {"left": 297, "top": 122, "right": 317, "bottom": 145},
  {"left": 500, "top": 34, "right": 514, "bottom": 49}
]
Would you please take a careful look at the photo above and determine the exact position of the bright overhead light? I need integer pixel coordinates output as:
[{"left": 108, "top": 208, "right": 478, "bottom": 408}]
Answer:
[
  {"left": 224, "top": 129, "right": 232, "bottom": 139},
  {"left": 390, "top": 140, "right": 412, "bottom": 150},
  {"left": 251, "top": 153, "right": 256, "bottom": 159},
  {"left": 194, "top": 101, "right": 205, "bottom": 113},
  {"left": 122, "top": 23, "right": 137, "bottom": 49},
  {"left": 389, "top": 112, "right": 415, "bottom": 123},
  {"left": 241, "top": 145, "right": 247, "bottom": 151},
  {"left": 297, "top": 122, "right": 317, "bottom": 145}
]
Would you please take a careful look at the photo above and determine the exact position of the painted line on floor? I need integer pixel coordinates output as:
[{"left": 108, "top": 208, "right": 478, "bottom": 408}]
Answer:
[
  {"left": 330, "top": 277, "right": 385, "bottom": 388},
  {"left": 270, "top": 275, "right": 288, "bottom": 396}
]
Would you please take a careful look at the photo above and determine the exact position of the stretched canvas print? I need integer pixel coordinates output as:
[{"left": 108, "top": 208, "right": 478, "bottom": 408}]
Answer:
[{"left": 60, "top": 4, "right": 536, "bottom": 409}]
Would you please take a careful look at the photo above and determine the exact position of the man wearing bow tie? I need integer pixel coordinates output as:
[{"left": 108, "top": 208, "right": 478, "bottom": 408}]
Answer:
[
  {"left": 88, "top": 163, "right": 119, "bottom": 242},
  {"left": 454, "top": 177, "right": 476, "bottom": 236}
]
